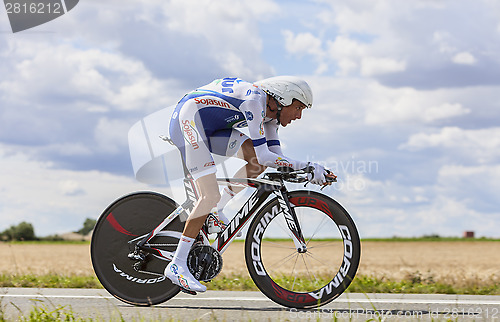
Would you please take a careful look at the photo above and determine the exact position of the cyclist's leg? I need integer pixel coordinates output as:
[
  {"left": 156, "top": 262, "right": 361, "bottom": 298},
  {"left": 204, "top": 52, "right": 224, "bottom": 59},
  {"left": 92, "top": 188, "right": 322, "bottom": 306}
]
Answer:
[
  {"left": 184, "top": 173, "right": 220, "bottom": 237},
  {"left": 166, "top": 103, "right": 221, "bottom": 292},
  {"left": 166, "top": 173, "right": 220, "bottom": 292},
  {"left": 169, "top": 102, "right": 216, "bottom": 180},
  {"left": 165, "top": 173, "right": 220, "bottom": 293}
]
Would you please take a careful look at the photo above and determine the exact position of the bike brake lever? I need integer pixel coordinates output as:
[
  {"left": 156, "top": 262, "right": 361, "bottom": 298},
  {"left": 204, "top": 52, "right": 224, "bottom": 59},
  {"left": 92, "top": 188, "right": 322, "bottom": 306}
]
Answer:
[{"left": 319, "top": 175, "right": 337, "bottom": 190}]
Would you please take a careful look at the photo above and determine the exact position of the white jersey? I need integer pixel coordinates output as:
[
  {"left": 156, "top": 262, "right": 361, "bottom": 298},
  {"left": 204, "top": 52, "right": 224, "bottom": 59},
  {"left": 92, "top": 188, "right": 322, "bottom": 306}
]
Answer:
[{"left": 169, "top": 77, "right": 308, "bottom": 179}]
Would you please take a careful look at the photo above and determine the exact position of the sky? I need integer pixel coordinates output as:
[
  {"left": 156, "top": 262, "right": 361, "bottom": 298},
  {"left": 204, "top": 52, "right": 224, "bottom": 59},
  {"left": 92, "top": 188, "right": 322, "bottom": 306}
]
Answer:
[{"left": 1, "top": 0, "right": 499, "bottom": 238}]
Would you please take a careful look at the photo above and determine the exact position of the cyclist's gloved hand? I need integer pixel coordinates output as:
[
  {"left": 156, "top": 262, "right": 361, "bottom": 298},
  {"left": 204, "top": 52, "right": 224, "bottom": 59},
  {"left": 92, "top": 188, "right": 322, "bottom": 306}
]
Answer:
[{"left": 307, "top": 162, "right": 327, "bottom": 185}]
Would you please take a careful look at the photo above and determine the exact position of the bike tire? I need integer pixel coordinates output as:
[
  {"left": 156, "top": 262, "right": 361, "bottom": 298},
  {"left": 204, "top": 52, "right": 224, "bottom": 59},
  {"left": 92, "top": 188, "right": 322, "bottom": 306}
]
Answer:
[
  {"left": 245, "top": 190, "right": 360, "bottom": 309},
  {"left": 91, "top": 191, "right": 183, "bottom": 306}
]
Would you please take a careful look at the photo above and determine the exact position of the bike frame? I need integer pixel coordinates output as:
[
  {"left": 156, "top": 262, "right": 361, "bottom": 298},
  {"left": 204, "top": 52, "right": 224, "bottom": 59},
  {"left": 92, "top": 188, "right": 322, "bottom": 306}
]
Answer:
[{"left": 130, "top": 175, "right": 308, "bottom": 261}]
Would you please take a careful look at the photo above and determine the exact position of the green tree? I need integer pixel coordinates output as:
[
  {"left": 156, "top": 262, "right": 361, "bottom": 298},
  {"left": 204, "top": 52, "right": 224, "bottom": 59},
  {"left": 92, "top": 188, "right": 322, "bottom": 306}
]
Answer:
[
  {"left": 15, "top": 222, "right": 36, "bottom": 240},
  {"left": 76, "top": 218, "right": 96, "bottom": 235},
  {"left": 1, "top": 222, "right": 36, "bottom": 241}
]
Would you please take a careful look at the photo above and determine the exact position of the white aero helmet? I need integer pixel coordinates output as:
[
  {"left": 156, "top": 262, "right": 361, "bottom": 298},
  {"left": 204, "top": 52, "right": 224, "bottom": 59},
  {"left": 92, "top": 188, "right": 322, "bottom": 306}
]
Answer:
[{"left": 254, "top": 76, "right": 313, "bottom": 108}]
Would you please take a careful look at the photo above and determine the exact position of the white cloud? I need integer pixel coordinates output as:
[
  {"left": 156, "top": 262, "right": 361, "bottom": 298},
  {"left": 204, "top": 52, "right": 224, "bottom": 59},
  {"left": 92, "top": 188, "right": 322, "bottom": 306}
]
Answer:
[
  {"left": 452, "top": 52, "right": 477, "bottom": 65},
  {"left": 437, "top": 164, "right": 500, "bottom": 207},
  {"left": 361, "top": 57, "right": 406, "bottom": 76},
  {"left": 0, "top": 143, "right": 151, "bottom": 235},
  {"left": 0, "top": 40, "right": 175, "bottom": 113},
  {"left": 434, "top": 163, "right": 500, "bottom": 231},
  {"left": 401, "top": 127, "right": 500, "bottom": 163},
  {"left": 163, "top": 0, "right": 278, "bottom": 36},
  {"left": 412, "top": 196, "right": 487, "bottom": 236},
  {"left": 94, "top": 118, "right": 132, "bottom": 154},
  {"left": 2, "top": 0, "right": 500, "bottom": 239},
  {"left": 422, "top": 103, "right": 470, "bottom": 122},
  {"left": 59, "top": 180, "right": 85, "bottom": 196},
  {"left": 283, "top": 30, "right": 323, "bottom": 57},
  {"left": 327, "top": 35, "right": 365, "bottom": 58},
  {"left": 327, "top": 0, "right": 395, "bottom": 35},
  {"left": 39, "top": 143, "right": 93, "bottom": 157},
  {"left": 326, "top": 35, "right": 366, "bottom": 75},
  {"left": 286, "top": 1, "right": 500, "bottom": 87},
  {"left": 358, "top": 83, "right": 471, "bottom": 125},
  {"left": 328, "top": 173, "right": 447, "bottom": 237},
  {"left": 433, "top": 31, "right": 457, "bottom": 54},
  {"left": 157, "top": 0, "right": 276, "bottom": 80},
  {"left": 283, "top": 30, "right": 326, "bottom": 74},
  {"left": 328, "top": 165, "right": 500, "bottom": 238},
  {"left": 283, "top": 31, "right": 407, "bottom": 77}
]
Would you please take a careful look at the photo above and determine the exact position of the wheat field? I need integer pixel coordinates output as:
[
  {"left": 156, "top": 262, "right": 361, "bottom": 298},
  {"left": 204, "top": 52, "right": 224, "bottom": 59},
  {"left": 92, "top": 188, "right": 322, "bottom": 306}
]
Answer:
[{"left": 1, "top": 241, "right": 499, "bottom": 288}]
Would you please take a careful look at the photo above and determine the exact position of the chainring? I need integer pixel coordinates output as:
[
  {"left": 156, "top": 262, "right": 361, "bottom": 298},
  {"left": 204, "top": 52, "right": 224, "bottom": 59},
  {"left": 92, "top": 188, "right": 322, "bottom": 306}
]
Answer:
[{"left": 187, "top": 245, "right": 223, "bottom": 282}]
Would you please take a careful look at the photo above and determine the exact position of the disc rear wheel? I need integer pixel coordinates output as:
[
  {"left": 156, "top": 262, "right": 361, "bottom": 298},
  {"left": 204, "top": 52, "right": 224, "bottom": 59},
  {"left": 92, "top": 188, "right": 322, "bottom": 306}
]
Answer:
[{"left": 91, "top": 192, "right": 184, "bottom": 306}]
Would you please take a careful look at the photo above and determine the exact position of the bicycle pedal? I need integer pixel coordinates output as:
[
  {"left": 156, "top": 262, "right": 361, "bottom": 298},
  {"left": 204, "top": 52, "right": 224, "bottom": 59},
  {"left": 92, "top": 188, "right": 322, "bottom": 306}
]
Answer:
[{"left": 179, "top": 287, "right": 197, "bottom": 296}]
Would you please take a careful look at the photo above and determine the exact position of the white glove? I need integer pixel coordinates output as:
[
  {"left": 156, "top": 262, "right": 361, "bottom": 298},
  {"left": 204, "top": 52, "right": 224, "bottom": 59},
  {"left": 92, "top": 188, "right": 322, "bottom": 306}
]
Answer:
[{"left": 307, "top": 162, "right": 326, "bottom": 185}]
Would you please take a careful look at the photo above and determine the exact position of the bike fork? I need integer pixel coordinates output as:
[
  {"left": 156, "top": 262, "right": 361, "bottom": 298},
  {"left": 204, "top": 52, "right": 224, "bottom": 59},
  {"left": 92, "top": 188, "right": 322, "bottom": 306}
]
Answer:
[{"left": 275, "top": 188, "right": 307, "bottom": 252}]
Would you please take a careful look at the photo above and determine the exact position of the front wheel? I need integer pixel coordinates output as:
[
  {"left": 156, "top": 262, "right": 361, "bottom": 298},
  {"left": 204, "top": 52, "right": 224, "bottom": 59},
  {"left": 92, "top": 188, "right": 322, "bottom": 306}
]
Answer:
[{"left": 245, "top": 191, "right": 360, "bottom": 309}]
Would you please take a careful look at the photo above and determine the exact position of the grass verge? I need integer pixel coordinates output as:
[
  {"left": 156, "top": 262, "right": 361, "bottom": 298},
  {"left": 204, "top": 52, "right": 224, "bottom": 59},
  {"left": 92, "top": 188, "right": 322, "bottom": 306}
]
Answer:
[
  {"left": 1, "top": 273, "right": 499, "bottom": 295},
  {"left": 0, "top": 274, "right": 100, "bottom": 289},
  {"left": 348, "top": 275, "right": 500, "bottom": 295}
]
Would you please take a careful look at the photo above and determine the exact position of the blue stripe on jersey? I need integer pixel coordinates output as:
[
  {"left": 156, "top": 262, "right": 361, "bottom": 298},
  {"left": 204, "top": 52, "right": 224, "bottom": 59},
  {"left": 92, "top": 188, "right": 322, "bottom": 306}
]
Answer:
[
  {"left": 252, "top": 138, "right": 266, "bottom": 147},
  {"left": 267, "top": 140, "right": 280, "bottom": 147},
  {"left": 198, "top": 107, "right": 245, "bottom": 136}
]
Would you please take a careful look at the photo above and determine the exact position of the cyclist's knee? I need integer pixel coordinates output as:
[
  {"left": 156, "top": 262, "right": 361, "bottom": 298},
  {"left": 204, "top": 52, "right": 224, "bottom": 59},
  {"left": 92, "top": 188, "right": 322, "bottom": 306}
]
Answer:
[{"left": 199, "top": 190, "right": 221, "bottom": 208}]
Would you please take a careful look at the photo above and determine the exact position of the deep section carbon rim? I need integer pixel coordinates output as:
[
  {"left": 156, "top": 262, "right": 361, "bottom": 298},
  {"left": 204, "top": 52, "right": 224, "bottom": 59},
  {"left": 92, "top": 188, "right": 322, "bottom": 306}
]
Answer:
[{"left": 245, "top": 190, "right": 360, "bottom": 309}]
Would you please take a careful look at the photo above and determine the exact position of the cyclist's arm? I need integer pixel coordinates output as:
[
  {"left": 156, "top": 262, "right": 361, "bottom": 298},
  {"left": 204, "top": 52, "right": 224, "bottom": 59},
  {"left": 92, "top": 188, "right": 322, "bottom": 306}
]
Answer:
[
  {"left": 239, "top": 100, "right": 308, "bottom": 170},
  {"left": 263, "top": 121, "right": 284, "bottom": 156}
]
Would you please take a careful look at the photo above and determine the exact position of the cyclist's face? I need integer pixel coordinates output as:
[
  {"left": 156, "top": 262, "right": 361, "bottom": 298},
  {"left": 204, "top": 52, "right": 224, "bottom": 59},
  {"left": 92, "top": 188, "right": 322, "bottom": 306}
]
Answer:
[{"left": 280, "top": 100, "right": 306, "bottom": 127}]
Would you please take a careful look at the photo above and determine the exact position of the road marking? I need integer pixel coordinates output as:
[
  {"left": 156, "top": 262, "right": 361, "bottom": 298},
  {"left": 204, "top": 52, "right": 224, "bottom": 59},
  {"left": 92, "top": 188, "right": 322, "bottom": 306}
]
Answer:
[
  {"left": 191, "top": 297, "right": 500, "bottom": 305},
  {"left": 1, "top": 294, "right": 115, "bottom": 299},
  {"left": 2, "top": 293, "right": 500, "bottom": 306},
  {"left": 338, "top": 298, "right": 500, "bottom": 306}
]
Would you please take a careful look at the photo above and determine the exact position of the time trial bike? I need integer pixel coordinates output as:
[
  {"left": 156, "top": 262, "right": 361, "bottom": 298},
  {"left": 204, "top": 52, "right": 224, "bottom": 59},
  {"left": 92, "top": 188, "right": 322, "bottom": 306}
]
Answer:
[{"left": 91, "top": 166, "right": 360, "bottom": 309}]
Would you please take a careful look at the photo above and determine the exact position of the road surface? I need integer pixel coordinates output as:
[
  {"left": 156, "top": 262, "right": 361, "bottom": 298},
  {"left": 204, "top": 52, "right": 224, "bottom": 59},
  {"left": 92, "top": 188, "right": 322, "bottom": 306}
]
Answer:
[{"left": 1, "top": 288, "right": 499, "bottom": 321}]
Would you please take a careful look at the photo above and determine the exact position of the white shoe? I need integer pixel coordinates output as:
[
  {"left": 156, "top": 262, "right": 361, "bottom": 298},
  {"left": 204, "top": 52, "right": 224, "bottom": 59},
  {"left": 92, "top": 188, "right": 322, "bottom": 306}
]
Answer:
[
  {"left": 206, "top": 213, "right": 225, "bottom": 234},
  {"left": 207, "top": 210, "right": 242, "bottom": 237},
  {"left": 164, "top": 261, "right": 207, "bottom": 293}
]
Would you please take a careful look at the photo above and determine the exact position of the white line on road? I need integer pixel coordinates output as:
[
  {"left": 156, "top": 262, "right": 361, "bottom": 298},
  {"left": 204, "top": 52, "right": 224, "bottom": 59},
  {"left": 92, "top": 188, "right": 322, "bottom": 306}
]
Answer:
[
  {"left": 340, "top": 298, "right": 500, "bottom": 305},
  {"left": 2, "top": 293, "right": 500, "bottom": 306},
  {"left": 1, "top": 294, "right": 115, "bottom": 299}
]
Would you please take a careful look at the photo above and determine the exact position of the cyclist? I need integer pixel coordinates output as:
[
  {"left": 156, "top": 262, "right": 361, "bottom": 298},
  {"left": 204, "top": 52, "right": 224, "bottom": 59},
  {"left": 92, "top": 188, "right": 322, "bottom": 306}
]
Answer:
[{"left": 165, "top": 76, "right": 335, "bottom": 293}]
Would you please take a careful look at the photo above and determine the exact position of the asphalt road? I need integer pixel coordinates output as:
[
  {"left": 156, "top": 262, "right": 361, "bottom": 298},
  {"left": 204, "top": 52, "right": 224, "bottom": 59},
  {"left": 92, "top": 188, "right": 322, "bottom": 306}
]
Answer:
[{"left": 1, "top": 288, "right": 500, "bottom": 321}]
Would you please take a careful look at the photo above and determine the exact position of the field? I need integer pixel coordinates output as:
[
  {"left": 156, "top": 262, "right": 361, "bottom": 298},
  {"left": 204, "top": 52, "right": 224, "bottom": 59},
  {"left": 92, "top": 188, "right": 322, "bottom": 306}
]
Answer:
[{"left": 1, "top": 240, "right": 499, "bottom": 292}]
